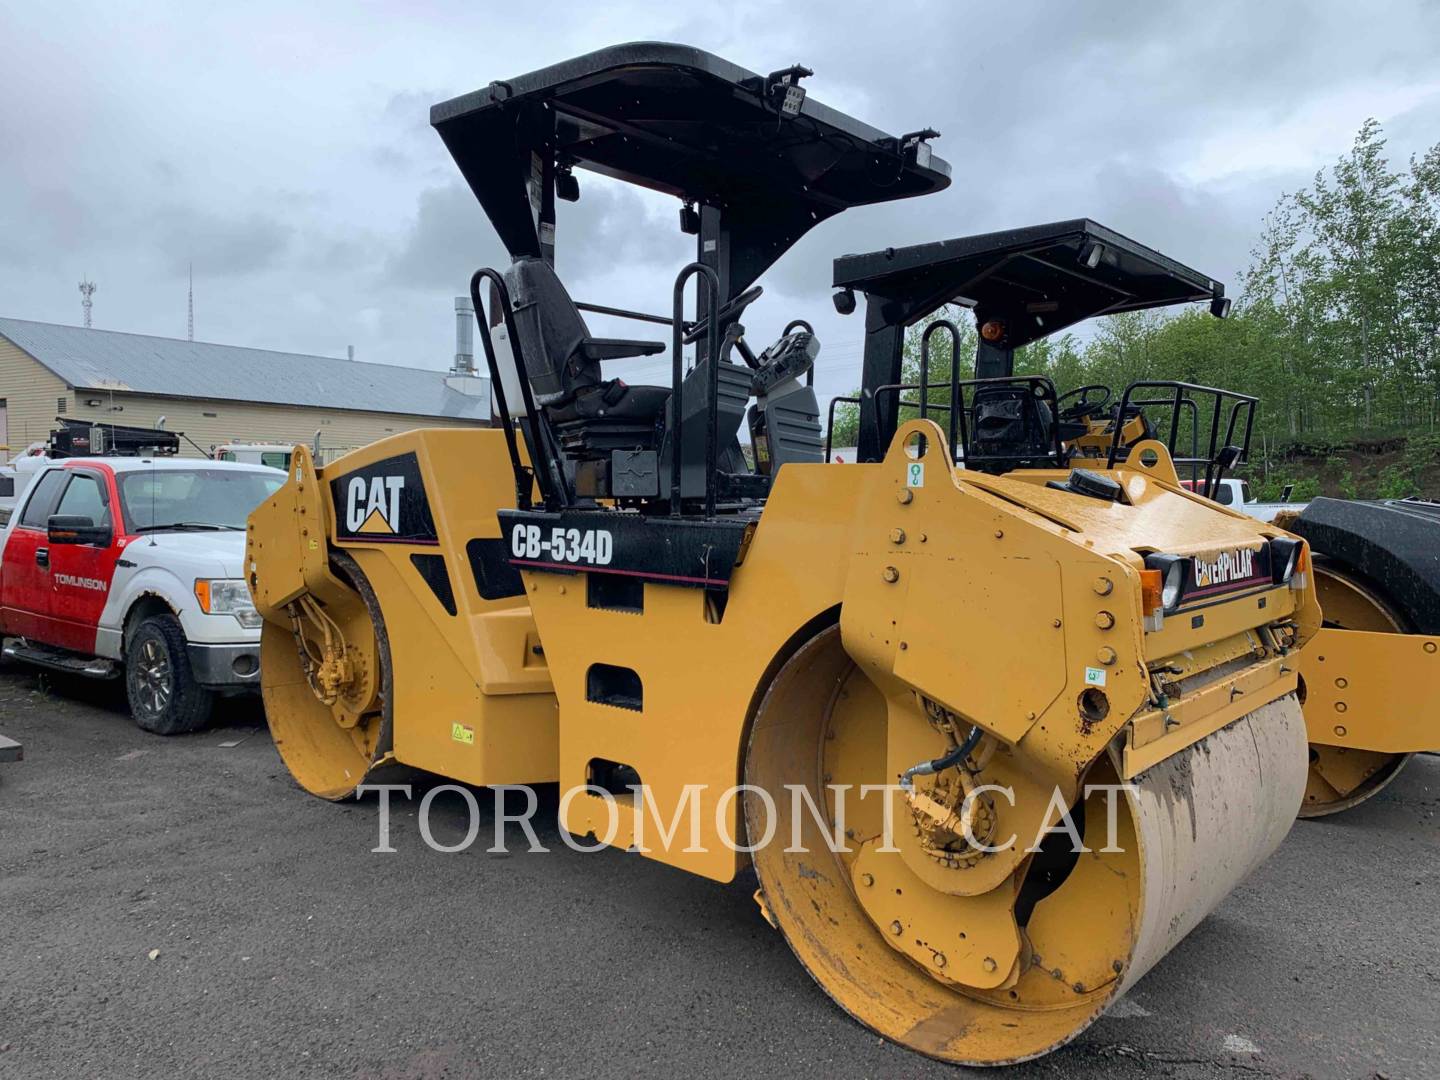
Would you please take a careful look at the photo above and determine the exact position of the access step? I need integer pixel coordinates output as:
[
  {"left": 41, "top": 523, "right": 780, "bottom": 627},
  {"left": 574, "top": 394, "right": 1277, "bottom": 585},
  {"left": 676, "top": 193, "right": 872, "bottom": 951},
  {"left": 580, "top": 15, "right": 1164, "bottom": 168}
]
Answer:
[{"left": 2, "top": 640, "right": 118, "bottom": 679}]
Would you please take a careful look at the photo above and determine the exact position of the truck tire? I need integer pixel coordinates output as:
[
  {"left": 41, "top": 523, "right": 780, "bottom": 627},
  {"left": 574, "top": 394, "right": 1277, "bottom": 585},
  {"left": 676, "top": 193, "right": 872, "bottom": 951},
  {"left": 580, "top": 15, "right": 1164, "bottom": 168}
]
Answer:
[{"left": 124, "top": 614, "right": 214, "bottom": 735}]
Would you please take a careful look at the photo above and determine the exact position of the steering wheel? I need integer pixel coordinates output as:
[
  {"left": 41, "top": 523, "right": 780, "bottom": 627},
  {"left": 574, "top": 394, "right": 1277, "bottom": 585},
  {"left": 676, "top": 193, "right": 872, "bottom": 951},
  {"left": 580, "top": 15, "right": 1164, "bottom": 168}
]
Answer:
[
  {"left": 682, "top": 285, "right": 764, "bottom": 345},
  {"left": 1056, "top": 384, "right": 1112, "bottom": 422}
]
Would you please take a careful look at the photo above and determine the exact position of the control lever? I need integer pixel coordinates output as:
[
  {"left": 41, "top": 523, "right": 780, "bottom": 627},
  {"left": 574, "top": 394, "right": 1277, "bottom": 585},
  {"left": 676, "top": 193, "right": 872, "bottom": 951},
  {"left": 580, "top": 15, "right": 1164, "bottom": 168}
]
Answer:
[
  {"left": 682, "top": 285, "right": 764, "bottom": 346},
  {"left": 729, "top": 328, "right": 761, "bottom": 370}
]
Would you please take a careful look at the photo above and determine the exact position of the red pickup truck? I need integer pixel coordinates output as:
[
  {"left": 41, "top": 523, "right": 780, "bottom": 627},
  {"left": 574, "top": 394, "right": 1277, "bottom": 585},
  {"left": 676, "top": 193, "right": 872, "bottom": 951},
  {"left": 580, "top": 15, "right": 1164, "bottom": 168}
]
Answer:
[{"left": 0, "top": 456, "right": 283, "bottom": 732}]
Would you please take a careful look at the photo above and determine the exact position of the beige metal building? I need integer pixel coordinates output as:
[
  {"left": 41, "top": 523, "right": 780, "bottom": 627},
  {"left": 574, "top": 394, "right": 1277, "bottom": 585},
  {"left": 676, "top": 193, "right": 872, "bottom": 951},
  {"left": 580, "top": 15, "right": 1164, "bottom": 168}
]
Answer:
[{"left": 0, "top": 317, "right": 490, "bottom": 461}]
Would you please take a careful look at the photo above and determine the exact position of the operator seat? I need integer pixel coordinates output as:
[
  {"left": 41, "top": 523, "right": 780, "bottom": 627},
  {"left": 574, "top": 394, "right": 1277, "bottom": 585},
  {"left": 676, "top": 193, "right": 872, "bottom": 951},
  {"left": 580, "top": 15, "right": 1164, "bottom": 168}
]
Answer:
[
  {"left": 1110, "top": 402, "right": 1155, "bottom": 442},
  {"left": 970, "top": 384, "right": 1058, "bottom": 470},
  {"left": 504, "top": 256, "right": 669, "bottom": 454}
]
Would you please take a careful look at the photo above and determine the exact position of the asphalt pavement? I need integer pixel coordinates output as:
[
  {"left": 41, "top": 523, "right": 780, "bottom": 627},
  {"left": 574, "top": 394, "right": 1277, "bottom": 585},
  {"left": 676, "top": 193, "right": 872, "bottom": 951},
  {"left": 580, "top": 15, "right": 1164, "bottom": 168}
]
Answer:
[{"left": 1, "top": 667, "right": 1436, "bottom": 1079}]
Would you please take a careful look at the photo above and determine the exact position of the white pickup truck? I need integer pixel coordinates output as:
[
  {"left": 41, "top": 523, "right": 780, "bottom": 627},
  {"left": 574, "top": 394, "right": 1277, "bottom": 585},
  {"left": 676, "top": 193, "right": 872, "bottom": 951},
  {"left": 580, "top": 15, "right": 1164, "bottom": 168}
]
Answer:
[
  {"left": 0, "top": 456, "right": 284, "bottom": 733},
  {"left": 1180, "top": 477, "right": 1298, "bottom": 522}
]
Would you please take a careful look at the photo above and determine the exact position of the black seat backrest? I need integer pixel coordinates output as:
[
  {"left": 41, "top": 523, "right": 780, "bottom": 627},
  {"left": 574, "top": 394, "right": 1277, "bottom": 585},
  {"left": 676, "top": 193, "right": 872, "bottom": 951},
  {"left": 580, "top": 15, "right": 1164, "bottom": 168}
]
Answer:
[
  {"left": 504, "top": 256, "right": 600, "bottom": 405},
  {"left": 971, "top": 385, "right": 1055, "bottom": 464},
  {"left": 1111, "top": 402, "right": 1154, "bottom": 441}
]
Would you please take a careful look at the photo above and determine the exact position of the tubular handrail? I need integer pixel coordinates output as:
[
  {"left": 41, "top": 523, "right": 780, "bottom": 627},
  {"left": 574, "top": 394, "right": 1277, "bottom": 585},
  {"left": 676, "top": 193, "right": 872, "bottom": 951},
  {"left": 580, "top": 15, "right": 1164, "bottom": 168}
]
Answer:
[
  {"left": 874, "top": 384, "right": 962, "bottom": 421},
  {"left": 920, "top": 319, "right": 964, "bottom": 461},
  {"left": 469, "top": 268, "right": 572, "bottom": 510},
  {"left": 864, "top": 383, "right": 967, "bottom": 463},
  {"left": 576, "top": 300, "right": 691, "bottom": 330},
  {"left": 1124, "top": 395, "right": 1200, "bottom": 483},
  {"left": 873, "top": 384, "right": 959, "bottom": 464},
  {"left": 875, "top": 375, "right": 1062, "bottom": 468},
  {"left": 671, "top": 263, "right": 722, "bottom": 517},
  {"left": 1205, "top": 398, "right": 1256, "bottom": 496},
  {"left": 863, "top": 318, "right": 969, "bottom": 464},
  {"left": 1105, "top": 380, "right": 1257, "bottom": 498}
]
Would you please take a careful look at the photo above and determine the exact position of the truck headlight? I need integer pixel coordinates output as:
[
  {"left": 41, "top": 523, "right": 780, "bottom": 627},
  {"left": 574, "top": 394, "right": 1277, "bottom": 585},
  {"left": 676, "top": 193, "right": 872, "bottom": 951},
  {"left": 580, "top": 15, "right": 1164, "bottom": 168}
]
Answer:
[{"left": 195, "top": 578, "right": 262, "bottom": 629}]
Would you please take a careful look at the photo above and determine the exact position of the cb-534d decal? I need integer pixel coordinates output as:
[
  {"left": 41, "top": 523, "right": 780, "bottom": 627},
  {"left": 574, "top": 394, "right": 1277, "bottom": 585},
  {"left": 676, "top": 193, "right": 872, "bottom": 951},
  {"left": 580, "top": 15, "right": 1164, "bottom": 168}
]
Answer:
[{"left": 497, "top": 509, "right": 751, "bottom": 589}]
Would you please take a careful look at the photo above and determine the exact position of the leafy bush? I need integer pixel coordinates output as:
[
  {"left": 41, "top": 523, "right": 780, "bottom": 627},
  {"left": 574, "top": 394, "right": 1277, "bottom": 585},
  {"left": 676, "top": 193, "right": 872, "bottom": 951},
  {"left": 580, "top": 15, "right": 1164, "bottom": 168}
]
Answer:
[
  {"left": 1255, "top": 475, "right": 1311, "bottom": 501},
  {"left": 1377, "top": 464, "right": 1419, "bottom": 499},
  {"left": 1403, "top": 434, "right": 1440, "bottom": 471}
]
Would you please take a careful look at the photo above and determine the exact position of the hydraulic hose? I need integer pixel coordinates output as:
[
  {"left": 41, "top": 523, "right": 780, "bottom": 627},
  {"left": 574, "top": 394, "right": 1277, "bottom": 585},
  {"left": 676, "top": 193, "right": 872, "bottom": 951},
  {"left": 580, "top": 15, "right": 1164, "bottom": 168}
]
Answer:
[{"left": 900, "top": 724, "right": 984, "bottom": 791}]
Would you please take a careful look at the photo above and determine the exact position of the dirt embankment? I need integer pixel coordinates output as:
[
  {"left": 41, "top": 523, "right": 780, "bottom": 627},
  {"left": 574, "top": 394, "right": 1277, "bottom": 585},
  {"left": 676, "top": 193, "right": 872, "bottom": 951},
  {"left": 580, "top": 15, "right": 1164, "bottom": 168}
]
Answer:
[{"left": 1241, "top": 433, "right": 1440, "bottom": 501}]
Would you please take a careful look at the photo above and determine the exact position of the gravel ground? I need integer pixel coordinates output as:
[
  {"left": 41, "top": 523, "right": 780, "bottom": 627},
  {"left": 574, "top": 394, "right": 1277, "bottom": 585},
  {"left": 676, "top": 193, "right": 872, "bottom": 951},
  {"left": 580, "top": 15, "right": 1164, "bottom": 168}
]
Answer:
[{"left": 1, "top": 666, "right": 1436, "bottom": 1079}]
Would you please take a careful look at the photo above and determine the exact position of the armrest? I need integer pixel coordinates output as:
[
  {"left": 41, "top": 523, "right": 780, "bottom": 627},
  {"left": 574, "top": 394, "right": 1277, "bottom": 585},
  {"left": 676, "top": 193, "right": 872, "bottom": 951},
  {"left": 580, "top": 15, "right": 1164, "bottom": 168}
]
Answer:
[{"left": 580, "top": 337, "right": 666, "bottom": 362}]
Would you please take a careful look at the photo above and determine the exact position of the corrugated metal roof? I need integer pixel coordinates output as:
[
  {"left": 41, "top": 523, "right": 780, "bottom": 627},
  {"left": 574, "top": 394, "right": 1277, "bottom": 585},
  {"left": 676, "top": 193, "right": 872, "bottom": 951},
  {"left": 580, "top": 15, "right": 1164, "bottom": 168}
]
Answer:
[{"left": 0, "top": 317, "right": 490, "bottom": 422}]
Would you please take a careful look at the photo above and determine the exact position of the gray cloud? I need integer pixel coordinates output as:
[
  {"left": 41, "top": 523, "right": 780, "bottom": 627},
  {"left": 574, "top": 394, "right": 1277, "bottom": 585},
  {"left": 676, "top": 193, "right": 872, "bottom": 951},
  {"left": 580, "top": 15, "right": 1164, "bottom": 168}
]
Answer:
[
  {"left": 383, "top": 181, "right": 508, "bottom": 291},
  {"left": 383, "top": 89, "right": 448, "bottom": 128},
  {"left": 0, "top": 0, "right": 1437, "bottom": 396},
  {"left": 153, "top": 207, "right": 292, "bottom": 278},
  {"left": 554, "top": 181, "right": 693, "bottom": 287}
]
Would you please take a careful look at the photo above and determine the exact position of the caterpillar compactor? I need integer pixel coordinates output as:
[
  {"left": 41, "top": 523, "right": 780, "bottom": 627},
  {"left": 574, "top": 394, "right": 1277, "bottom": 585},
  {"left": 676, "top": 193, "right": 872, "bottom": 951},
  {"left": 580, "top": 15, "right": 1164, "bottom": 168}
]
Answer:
[
  {"left": 829, "top": 222, "right": 1440, "bottom": 822},
  {"left": 246, "top": 45, "right": 1431, "bottom": 1065}
]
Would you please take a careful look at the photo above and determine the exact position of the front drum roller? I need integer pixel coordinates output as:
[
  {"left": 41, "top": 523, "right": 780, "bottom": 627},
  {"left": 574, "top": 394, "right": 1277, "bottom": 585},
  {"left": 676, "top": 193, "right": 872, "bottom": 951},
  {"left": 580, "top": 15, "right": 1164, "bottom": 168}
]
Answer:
[
  {"left": 1300, "top": 557, "right": 1414, "bottom": 818},
  {"left": 260, "top": 551, "right": 395, "bottom": 800},
  {"left": 745, "top": 625, "right": 1307, "bottom": 1066}
]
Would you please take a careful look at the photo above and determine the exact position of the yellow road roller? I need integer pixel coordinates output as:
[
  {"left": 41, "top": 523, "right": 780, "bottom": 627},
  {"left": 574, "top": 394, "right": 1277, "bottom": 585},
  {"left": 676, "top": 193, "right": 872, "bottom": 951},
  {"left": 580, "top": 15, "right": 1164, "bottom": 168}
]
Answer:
[
  {"left": 1042, "top": 380, "right": 1440, "bottom": 818},
  {"left": 246, "top": 44, "right": 1440, "bottom": 1065},
  {"left": 959, "top": 366, "right": 1440, "bottom": 820}
]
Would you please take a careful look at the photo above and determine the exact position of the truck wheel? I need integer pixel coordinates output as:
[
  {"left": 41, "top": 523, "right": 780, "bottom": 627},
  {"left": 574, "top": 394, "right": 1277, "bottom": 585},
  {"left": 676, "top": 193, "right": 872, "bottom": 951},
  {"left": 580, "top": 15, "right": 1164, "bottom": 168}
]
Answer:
[{"left": 124, "top": 614, "right": 214, "bottom": 735}]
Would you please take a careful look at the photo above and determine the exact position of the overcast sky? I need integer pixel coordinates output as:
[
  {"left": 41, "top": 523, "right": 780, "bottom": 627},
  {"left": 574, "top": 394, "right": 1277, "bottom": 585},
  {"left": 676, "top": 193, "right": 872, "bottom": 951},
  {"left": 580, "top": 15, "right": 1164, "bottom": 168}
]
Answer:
[{"left": 4, "top": 1, "right": 1440, "bottom": 412}]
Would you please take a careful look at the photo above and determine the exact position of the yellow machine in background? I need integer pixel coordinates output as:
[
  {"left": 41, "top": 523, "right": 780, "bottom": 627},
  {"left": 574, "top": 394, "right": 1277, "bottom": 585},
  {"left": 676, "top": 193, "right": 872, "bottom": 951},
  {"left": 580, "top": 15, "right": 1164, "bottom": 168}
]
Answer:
[
  {"left": 1061, "top": 389, "right": 1440, "bottom": 817},
  {"left": 1280, "top": 504, "right": 1440, "bottom": 815},
  {"left": 246, "top": 45, "right": 1438, "bottom": 1065}
]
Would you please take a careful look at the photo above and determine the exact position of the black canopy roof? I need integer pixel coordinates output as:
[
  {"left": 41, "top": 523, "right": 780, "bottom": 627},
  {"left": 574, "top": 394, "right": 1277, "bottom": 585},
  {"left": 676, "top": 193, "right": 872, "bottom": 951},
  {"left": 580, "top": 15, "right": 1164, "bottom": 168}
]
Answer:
[
  {"left": 833, "top": 219, "right": 1225, "bottom": 348},
  {"left": 431, "top": 43, "right": 951, "bottom": 297}
]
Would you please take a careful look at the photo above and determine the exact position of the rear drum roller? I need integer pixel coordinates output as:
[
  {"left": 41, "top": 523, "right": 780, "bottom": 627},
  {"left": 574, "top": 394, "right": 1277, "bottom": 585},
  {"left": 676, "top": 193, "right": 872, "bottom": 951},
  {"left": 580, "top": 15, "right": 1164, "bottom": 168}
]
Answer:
[
  {"left": 745, "top": 625, "right": 1306, "bottom": 1065},
  {"left": 260, "top": 551, "right": 394, "bottom": 800},
  {"left": 1300, "top": 557, "right": 1414, "bottom": 818}
]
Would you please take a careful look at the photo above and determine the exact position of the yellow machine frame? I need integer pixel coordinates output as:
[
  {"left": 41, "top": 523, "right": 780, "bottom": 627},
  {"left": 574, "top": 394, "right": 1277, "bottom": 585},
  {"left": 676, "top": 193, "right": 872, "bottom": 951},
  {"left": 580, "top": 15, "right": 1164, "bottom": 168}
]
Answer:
[{"left": 250, "top": 423, "right": 1342, "bottom": 871}]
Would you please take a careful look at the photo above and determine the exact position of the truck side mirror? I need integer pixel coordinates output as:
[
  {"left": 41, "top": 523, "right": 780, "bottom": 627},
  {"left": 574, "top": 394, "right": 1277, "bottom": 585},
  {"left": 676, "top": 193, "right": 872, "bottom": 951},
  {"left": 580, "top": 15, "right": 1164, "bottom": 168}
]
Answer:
[{"left": 48, "top": 514, "right": 112, "bottom": 547}]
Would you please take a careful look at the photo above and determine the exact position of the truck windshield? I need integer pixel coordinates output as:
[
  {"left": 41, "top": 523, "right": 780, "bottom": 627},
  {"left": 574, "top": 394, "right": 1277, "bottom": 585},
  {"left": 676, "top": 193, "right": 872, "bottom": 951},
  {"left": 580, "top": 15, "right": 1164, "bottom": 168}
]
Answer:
[{"left": 118, "top": 469, "right": 283, "bottom": 532}]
